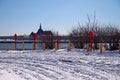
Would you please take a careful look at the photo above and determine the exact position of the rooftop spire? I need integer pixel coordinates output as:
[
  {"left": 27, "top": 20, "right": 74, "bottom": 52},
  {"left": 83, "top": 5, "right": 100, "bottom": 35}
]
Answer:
[
  {"left": 40, "top": 23, "right": 42, "bottom": 29},
  {"left": 37, "top": 23, "right": 43, "bottom": 34}
]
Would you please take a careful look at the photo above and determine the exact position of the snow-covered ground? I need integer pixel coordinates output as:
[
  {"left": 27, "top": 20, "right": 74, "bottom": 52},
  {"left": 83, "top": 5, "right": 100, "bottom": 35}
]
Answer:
[{"left": 0, "top": 49, "right": 120, "bottom": 80}]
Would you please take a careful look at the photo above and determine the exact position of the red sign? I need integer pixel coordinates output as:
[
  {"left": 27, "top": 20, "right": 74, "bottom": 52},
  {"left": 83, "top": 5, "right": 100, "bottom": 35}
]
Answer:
[
  {"left": 14, "top": 33, "right": 17, "bottom": 40},
  {"left": 88, "top": 31, "right": 93, "bottom": 38},
  {"left": 32, "top": 33, "right": 37, "bottom": 40}
]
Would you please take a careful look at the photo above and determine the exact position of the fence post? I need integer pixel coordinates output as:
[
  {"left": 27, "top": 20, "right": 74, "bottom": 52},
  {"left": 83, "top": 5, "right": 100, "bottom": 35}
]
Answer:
[
  {"left": 99, "top": 43, "right": 103, "bottom": 53},
  {"left": 55, "top": 42, "right": 59, "bottom": 50},
  {"left": 55, "top": 42, "right": 57, "bottom": 50},
  {"left": 68, "top": 41, "right": 72, "bottom": 51},
  {"left": 22, "top": 40, "right": 25, "bottom": 50},
  {"left": 12, "top": 43, "right": 15, "bottom": 50},
  {"left": 32, "top": 42, "right": 35, "bottom": 50},
  {"left": 55, "top": 39, "right": 59, "bottom": 50},
  {"left": 3, "top": 42, "right": 7, "bottom": 50},
  {"left": 43, "top": 43, "right": 46, "bottom": 50},
  {"left": 86, "top": 43, "right": 89, "bottom": 51},
  {"left": 119, "top": 43, "right": 120, "bottom": 53}
]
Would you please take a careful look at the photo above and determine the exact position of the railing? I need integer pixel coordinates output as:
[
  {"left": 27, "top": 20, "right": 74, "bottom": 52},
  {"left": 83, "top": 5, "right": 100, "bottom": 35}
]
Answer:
[
  {"left": 0, "top": 40, "right": 71, "bottom": 50},
  {"left": 0, "top": 35, "right": 120, "bottom": 52}
]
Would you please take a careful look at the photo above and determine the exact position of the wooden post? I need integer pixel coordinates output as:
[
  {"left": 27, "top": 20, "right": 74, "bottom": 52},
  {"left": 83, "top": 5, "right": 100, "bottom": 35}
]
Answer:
[
  {"left": 68, "top": 41, "right": 72, "bottom": 51},
  {"left": 86, "top": 43, "right": 89, "bottom": 51},
  {"left": 55, "top": 42, "right": 59, "bottom": 50},
  {"left": 90, "top": 40, "right": 92, "bottom": 51},
  {"left": 33, "top": 40, "right": 36, "bottom": 50},
  {"left": 43, "top": 43, "right": 46, "bottom": 50},
  {"left": 119, "top": 43, "right": 120, "bottom": 53},
  {"left": 22, "top": 40, "right": 25, "bottom": 50},
  {"left": 3, "top": 42, "right": 7, "bottom": 50},
  {"left": 55, "top": 42, "right": 57, "bottom": 50},
  {"left": 12, "top": 43, "right": 15, "bottom": 50},
  {"left": 99, "top": 43, "right": 103, "bottom": 53},
  {"left": 55, "top": 39, "right": 59, "bottom": 50},
  {"left": 32, "top": 42, "right": 34, "bottom": 50}
]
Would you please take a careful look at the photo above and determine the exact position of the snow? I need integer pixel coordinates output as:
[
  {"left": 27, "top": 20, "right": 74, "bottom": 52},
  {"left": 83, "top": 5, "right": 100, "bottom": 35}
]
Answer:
[
  {"left": 0, "top": 49, "right": 120, "bottom": 80},
  {"left": 0, "top": 70, "right": 26, "bottom": 80}
]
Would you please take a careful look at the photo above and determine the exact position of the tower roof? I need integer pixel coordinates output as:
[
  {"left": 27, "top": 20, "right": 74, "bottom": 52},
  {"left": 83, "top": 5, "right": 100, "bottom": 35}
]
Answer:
[
  {"left": 37, "top": 24, "right": 43, "bottom": 34},
  {"left": 30, "top": 23, "right": 53, "bottom": 36}
]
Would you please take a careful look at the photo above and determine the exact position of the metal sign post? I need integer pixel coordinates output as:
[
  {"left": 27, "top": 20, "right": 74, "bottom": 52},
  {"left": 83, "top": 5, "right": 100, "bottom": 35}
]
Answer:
[
  {"left": 88, "top": 32, "right": 93, "bottom": 51},
  {"left": 14, "top": 33, "right": 17, "bottom": 50},
  {"left": 32, "top": 33, "right": 37, "bottom": 50}
]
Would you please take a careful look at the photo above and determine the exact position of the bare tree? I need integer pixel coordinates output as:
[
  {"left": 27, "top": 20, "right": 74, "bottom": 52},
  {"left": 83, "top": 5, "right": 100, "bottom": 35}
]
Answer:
[{"left": 69, "top": 14, "right": 120, "bottom": 50}]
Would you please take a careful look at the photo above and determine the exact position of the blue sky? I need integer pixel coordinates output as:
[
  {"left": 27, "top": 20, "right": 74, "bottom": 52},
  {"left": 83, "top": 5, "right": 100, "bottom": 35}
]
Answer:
[{"left": 0, "top": 0, "right": 120, "bottom": 36}]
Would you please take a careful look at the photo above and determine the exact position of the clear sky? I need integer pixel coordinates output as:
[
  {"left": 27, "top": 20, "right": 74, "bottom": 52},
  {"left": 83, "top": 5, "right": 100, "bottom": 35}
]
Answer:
[{"left": 0, "top": 0, "right": 120, "bottom": 36}]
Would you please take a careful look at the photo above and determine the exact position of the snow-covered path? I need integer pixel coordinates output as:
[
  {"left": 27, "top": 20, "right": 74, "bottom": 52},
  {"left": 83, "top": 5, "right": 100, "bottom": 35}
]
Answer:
[{"left": 0, "top": 49, "right": 120, "bottom": 80}]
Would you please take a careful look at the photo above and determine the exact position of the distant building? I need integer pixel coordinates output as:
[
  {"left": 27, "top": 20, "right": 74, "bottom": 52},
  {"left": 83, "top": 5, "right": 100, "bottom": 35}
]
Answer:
[{"left": 30, "top": 24, "right": 53, "bottom": 36}]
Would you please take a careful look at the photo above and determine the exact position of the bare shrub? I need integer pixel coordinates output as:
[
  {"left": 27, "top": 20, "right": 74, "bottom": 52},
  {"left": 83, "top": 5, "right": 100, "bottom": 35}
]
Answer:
[{"left": 69, "top": 14, "right": 120, "bottom": 50}]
